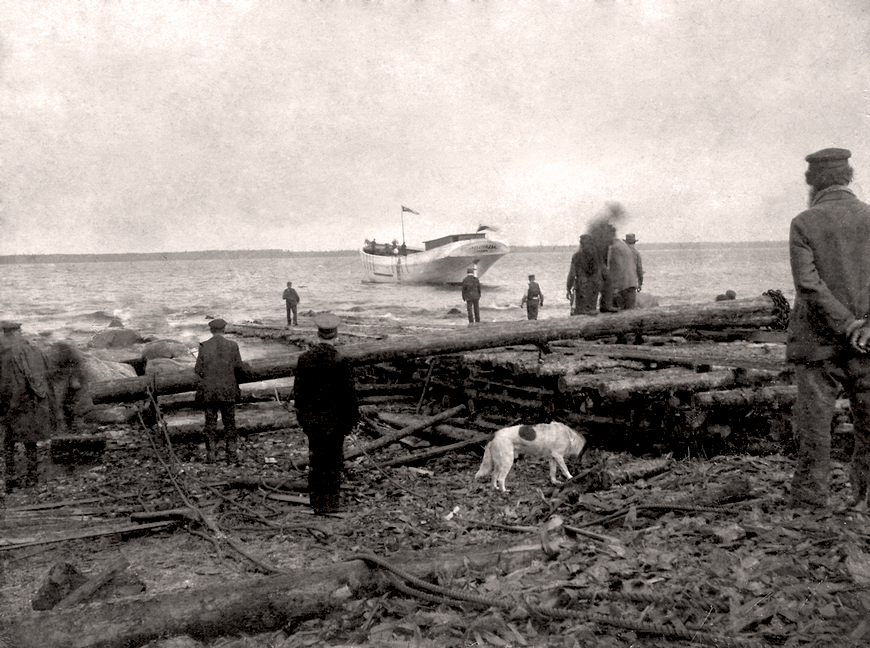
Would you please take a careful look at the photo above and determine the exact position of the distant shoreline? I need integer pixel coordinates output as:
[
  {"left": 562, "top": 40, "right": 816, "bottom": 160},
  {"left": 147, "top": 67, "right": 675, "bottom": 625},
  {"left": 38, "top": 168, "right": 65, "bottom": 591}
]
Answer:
[{"left": 0, "top": 241, "right": 788, "bottom": 265}]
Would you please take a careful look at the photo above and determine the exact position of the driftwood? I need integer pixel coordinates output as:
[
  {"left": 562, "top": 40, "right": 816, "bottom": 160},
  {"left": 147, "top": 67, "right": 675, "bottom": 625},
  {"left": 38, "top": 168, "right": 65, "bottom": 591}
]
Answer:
[
  {"left": 345, "top": 404, "right": 466, "bottom": 460},
  {"left": 90, "top": 296, "right": 785, "bottom": 404},
  {"left": 377, "top": 435, "right": 489, "bottom": 469},
  {"left": 2, "top": 542, "right": 543, "bottom": 648},
  {"left": 0, "top": 521, "right": 176, "bottom": 553},
  {"left": 558, "top": 367, "right": 784, "bottom": 400},
  {"left": 55, "top": 556, "right": 130, "bottom": 609}
]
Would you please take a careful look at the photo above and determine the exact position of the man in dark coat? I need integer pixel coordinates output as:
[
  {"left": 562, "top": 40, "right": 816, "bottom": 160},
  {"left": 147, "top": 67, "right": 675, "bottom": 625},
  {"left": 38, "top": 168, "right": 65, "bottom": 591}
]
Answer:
[
  {"left": 293, "top": 313, "right": 359, "bottom": 514},
  {"left": 461, "top": 268, "right": 482, "bottom": 324},
  {"left": 282, "top": 281, "right": 300, "bottom": 326},
  {"left": 520, "top": 274, "right": 544, "bottom": 320},
  {"left": 566, "top": 234, "right": 602, "bottom": 315},
  {"left": 1, "top": 321, "right": 56, "bottom": 492},
  {"left": 788, "top": 147, "right": 870, "bottom": 511},
  {"left": 194, "top": 318, "right": 250, "bottom": 464}
]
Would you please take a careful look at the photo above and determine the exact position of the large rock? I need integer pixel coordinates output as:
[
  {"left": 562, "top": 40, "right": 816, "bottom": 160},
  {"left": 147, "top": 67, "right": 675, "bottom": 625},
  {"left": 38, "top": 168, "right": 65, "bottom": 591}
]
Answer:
[
  {"left": 88, "top": 329, "right": 144, "bottom": 349},
  {"left": 81, "top": 356, "right": 138, "bottom": 383},
  {"left": 145, "top": 357, "right": 194, "bottom": 374},
  {"left": 142, "top": 340, "right": 191, "bottom": 361}
]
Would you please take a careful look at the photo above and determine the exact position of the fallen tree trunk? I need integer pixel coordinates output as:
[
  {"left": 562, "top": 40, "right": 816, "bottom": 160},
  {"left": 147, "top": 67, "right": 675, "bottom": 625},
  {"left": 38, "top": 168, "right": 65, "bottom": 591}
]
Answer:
[
  {"left": 2, "top": 543, "right": 542, "bottom": 648},
  {"left": 90, "top": 296, "right": 786, "bottom": 404},
  {"left": 558, "top": 367, "right": 784, "bottom": 400}
]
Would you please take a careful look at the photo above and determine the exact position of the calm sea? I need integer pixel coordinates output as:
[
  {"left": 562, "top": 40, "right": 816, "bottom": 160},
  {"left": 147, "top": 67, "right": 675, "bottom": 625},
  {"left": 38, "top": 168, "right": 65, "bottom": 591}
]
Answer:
[{"left": 1, "top": 242, "right": 794, "bottom": 349}]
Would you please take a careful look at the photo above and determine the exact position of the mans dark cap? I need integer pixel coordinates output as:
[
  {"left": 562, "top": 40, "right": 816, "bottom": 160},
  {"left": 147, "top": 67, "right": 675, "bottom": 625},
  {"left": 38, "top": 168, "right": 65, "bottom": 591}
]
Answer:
[
  {"left": 314, "top": 312, "right": 340, "bottom": 339},
  {"left": 1, "top": 320, "right": 22, "bottom": 331},
  {"left": 805, "top": 148, "right": 851, "bottom": 168},
  {"left": 624, "top": 233, "right": 637, "bottom": 244},
  {"left": 208, "top": 318, "right": 227, "bottom": 330},
  {"left": 467, "top": 268, "right": 474, "bottom": 274},
  {"left": 528, "top": 274, "right": 535, "bottom": 280}
]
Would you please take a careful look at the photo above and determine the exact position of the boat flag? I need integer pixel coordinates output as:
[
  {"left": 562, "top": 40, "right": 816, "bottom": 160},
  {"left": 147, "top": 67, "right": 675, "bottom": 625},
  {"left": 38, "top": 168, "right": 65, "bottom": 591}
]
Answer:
[{"left": 402, "top": 206, "right": 419, "bottom": 214}]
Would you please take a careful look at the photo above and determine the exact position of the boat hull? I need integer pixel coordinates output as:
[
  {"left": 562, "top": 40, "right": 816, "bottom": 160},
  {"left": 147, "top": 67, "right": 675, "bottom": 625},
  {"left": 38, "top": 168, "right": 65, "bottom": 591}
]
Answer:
[{"left": 360, "top": 237, "right": 509, "bottom": 284}]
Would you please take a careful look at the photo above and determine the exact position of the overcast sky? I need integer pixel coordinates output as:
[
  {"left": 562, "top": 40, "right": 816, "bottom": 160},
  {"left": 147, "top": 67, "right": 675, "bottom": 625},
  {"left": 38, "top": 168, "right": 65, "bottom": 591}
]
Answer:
[{"left": 1, "top": 0, "right": 868, "bottom": 254}]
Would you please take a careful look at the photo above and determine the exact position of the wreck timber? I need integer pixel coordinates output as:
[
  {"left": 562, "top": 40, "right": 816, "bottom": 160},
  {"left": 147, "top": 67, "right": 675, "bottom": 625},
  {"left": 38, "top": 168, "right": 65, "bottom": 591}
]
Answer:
[{"left": 91, "top": 295, "right": 785, "bottom": 404}]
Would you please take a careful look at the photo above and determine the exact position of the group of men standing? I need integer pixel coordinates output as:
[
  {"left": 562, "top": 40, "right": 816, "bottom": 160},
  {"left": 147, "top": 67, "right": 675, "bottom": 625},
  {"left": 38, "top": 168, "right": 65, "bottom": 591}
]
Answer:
[
  {"left": 6, "top": 146, "right": 870, "bottom": 517},
  {"left": 566, "top": 229, "right": 643, "bottom": 315}
]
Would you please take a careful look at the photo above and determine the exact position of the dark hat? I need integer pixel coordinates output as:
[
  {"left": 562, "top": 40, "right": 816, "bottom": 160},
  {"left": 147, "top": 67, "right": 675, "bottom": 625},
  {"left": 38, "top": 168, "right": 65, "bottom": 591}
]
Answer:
[
  {"left": 805, "top": 148, "right": 851, "bottom": 168},
  {"left": 314, "top": 312, "right": 340, "bottom": 339},
  {"left": 528, "top": 274, "right": 535, "bottom": 280},
  {"left": 624, "top": 233, "right": 637, "bottom": 244},
  {"left": 0, "top": 320, "right": 22, "bottom": 331},
  {"left": 467, "top": 268, "right": 474, "bottom": 274},
  {"left": 208, "top": 318, "right": 227, "bottom": 330}
]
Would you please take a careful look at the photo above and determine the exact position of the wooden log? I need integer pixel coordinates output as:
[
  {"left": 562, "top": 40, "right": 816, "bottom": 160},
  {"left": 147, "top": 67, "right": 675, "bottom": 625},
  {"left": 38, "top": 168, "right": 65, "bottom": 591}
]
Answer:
[
  {"left": 3, "top": 542, "right": 542, "bottom": 648},
  {"left": 344, "top": 404, "right": 467, "bottom": 460},
  {"left": 558, "top": 367, "right": 784, "bottom": 400},
  {"left": 55, "top": 556, "right": 130, "bottom": 609},
  {"left": 692, "top": 385, "right": 797, "bottom": 409},
  {"left": 376, "top": 435, "right": 488, "bottom": 469},
  {"left": 90, "top": 295, "right": 785, "bottom": 404},
  {"left": 550, "top": 340, "right": 789, "bottom": 372}
]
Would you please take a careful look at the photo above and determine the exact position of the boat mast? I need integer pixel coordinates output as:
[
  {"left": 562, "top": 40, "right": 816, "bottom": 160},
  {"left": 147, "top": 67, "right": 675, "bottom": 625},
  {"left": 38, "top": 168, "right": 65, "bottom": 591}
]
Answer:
[{"left": 400, "top": 205, "right": 405, "bottom": 248}]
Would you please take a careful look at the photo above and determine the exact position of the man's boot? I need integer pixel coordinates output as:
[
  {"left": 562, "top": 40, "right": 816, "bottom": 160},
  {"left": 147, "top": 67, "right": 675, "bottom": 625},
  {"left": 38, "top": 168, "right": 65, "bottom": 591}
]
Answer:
[
  {"left": 225, "top": 435, "right": 239, "bottom": 466},
  {"left": 4, "top": 438, "right": 17, "bottom": 493},
  {"left": 205, "top": 435, "right": 217, "bottom": 464},
  {"left": 24, "top": 443, "right": 38, "bottom": 488}
]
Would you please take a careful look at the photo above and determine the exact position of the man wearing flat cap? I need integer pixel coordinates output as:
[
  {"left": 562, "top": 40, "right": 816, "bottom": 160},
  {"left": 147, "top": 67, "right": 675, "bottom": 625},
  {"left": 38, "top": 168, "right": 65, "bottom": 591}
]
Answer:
[
  {"left": 520, "top": 274, "right": 544, "bottom": 320},
  {"left": 195, "top": 318, "right": 250, "bottom": 464},
  {"left": 1, "top": 321, "right": 56, "bottom": 492},
  {"left": 788, "top": 147, "right": 870, "bottom": 511},
  {"left": 293, "top": 312, "right": 359, "bottom": 515},
  {"left": 461, "top": 268, "right": 482, "bottom": 324}
]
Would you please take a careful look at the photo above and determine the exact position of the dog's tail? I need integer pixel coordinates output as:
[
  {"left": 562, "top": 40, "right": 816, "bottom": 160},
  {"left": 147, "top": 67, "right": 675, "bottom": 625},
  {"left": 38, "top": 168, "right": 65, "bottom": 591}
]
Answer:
[{"left": 474, "top": 442, "right": 493, "bottom": 481}]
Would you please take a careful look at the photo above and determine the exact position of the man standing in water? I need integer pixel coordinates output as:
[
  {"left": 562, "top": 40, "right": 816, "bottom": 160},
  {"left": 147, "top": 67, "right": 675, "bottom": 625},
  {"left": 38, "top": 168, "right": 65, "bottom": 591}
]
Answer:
[
  {"left": 0, "top": 321, "right": 55, "bottom": 493},
  {"left": 195, "top": 318, "right": 250, "bottom": 464},
  {"left": 788, "top": 147, "right": 870, "bottom": 511},
  {"left": 293, "top": 313, "right": 359, "bottom": 515},
  {"left": 520, "top": 274, "right": 544, "bottom": 320},
  {"left": 282, "top": 281, "right": 300, "bottom": 327},
  {"left": 461, "top": 268, "right": 482, "bottom": 324}
]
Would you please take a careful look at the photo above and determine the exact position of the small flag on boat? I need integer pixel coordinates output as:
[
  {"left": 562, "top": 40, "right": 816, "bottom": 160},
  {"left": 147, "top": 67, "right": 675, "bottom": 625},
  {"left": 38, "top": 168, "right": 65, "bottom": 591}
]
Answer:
[{"left": 402, "top": 206, "right": 419, "bottom": 214}]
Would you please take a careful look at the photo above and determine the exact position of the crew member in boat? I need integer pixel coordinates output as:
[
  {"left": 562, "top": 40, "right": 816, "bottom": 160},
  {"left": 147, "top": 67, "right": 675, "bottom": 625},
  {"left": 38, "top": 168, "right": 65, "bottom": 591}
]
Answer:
[{"left": 520, "top": 274, "right": 544, "bottom": 320}]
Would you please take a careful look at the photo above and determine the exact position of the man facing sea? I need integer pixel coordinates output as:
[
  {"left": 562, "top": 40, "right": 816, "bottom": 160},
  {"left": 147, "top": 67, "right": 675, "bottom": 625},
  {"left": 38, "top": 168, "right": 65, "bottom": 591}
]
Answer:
[{"left": 788, "top": 147, "right": 870, "bottom": 511}]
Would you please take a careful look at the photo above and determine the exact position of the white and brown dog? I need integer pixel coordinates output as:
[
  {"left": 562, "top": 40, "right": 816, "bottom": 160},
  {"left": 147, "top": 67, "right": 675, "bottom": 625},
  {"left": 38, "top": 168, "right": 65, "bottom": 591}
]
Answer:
[{"left": 474, "top": 422, "right": 587, "bottom": 492}]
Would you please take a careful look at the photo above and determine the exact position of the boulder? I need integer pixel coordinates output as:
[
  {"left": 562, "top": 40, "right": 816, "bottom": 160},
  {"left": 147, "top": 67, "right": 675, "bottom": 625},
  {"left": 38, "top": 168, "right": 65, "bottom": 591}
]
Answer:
[
  {"left": 145, "top": 357, "right": 194, "bottom": 374},
  {"left": 81, "top": 356, "right": 138, "bottom": 383},
  {"left": 88, "top": 329, "right": 144, "bottom": 349},
  {"left": 142, "top": 340, "right": 191, "bottom": 361}
]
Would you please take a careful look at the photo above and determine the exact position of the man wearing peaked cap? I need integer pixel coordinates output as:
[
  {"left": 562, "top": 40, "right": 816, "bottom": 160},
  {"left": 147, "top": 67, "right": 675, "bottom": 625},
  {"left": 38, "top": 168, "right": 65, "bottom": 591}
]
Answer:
[
  {"left": 788, "top": 146, "right": 870, "bottom": 511},
  {"left": 293, "top": 312, "right": 359, "bottom": 515},
  {"left": 461, "top": 267, "right": 482, "bottom": 324},
  {"left": 313, "top": 312, "right": 340, "bottom": 339},
  {"left": 520, "top": 274, "right": 544, "bottom": 320},
  {"left": 195, "top": 317, "right": 250, "bottom": 464}
]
